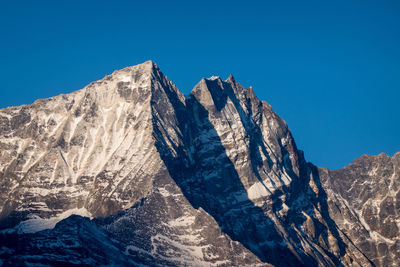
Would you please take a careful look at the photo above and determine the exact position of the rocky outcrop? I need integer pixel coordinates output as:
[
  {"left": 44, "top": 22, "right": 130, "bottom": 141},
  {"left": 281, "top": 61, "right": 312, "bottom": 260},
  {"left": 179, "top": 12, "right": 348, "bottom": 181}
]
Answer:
[
  {"left": 0, "top": 61, "right": 398, "bottom": 266},
  {"left": 318, "top": 152, "right": 400, "bottom": 266}
]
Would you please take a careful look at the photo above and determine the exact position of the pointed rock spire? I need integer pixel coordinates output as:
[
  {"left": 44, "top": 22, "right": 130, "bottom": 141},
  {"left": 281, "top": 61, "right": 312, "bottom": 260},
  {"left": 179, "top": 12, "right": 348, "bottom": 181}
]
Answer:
[{"left": 226, "top": 73, "right": 235, "bottom": 83}]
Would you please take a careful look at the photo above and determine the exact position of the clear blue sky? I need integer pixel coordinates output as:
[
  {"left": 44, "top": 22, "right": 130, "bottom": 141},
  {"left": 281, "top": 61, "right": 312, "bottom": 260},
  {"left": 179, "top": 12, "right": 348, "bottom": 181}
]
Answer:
[{"left": 1, "top": 0, "right": 399, "bottom": 169}]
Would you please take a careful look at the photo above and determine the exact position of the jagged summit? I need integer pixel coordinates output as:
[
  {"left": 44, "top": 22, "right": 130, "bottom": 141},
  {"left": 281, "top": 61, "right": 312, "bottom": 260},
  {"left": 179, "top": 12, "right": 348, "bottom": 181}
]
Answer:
[
  {"left": 103, "top": 60, "right": 155, "bottom": 82},
  {"left": 205, "top": 73, "right": 236, "bottom": 83},
  {"left": 226, "top": 73, "right": 235, "bottom": 81},
  {"left": 0, "top": 61, "right": 398, "bottom": 266},
  {"left": 207, "top": 75, "right": 221, "bottom": 80},
  {"left": 116, "top": 59, "right": 157, "bottom": 72}
]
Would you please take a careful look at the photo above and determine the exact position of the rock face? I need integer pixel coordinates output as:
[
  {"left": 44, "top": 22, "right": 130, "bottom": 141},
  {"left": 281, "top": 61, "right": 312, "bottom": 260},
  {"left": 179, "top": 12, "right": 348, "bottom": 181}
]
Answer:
[
  {"left": 0, "top": 61, "right": 398, "bottom": 266},
  {"left": 318, "top": 153, "right": 400, "bottom": 266}
]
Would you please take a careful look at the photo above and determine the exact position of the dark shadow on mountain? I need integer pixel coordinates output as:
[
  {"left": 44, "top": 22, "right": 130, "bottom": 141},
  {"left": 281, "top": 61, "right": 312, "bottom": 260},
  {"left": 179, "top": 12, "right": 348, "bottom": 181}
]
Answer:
[
  {"left": 223, "top": 79, "right": 293, "bottom": 187},
  {"left": 205, "top": 78, "right": 300, "bottom": 219},
  {"left": 0, "top": 215, "right": 136, "bottom": 266},
  {"left": 150, "top": 73, "right": 374, "bottom": 265},
  {"left": 211, "top": 79, "right": 329, "bottom": 263},
  {"left": 219, "top": 78, "right": 372, "bottom": 265},
  {"left": 151, "top": 85, "right": 316, "bottom": 266}
]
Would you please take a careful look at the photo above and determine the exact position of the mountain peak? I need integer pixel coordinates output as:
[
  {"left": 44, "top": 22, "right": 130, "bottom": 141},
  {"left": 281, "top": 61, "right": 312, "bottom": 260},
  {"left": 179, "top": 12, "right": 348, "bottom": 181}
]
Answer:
[
  {"left": 226, "top": 73, "right": 235, "bottom": 82},
  {"left": 190, "top": 73, "right": 256, "bottom": 112},
  {"left": 113, "top": 60, "right": 158, "bottom": 76},
  {"left": 135, "top": 59, "right": 157, "bottom": 68},
  {"left": 1, "top": 61, "right": 398, "bottom": 266}
]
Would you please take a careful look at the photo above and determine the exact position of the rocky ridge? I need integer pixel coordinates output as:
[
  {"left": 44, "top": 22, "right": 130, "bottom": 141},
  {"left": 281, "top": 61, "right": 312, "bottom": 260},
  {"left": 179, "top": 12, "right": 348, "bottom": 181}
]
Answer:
[{"left": 0, "top": 61, "right": 398, "bottom": 266}]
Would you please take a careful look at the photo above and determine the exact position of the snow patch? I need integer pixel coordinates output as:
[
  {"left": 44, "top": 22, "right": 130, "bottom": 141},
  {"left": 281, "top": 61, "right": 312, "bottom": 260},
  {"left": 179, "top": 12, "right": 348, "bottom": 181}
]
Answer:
[
  {"left": 208, "top": 76, "right": 220, "bottom": 81},
  {"left": 247, "top": 181, "right": 271, "bottom": 200},
  {"left": 120, "top": 75, "right": 132, "bottom": 83},
  {"left": 14, "top": 207, "right": 92, "bottom": 234},
  {"left": 168, "top": 216, "right": 196, "bottom": 227}
]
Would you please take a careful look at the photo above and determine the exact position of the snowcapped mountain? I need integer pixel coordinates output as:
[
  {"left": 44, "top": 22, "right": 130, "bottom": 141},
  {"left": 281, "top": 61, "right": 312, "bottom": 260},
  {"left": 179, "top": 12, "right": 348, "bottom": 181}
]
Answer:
[{"left": 0, "top": 61, "right": 398, "bottom": 266}]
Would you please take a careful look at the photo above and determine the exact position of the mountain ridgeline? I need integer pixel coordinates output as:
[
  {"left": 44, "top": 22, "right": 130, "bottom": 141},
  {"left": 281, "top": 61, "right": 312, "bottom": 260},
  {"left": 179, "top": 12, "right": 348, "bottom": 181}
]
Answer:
[{"left": 0, "top": 61, "right": 398, "bottom": 266}]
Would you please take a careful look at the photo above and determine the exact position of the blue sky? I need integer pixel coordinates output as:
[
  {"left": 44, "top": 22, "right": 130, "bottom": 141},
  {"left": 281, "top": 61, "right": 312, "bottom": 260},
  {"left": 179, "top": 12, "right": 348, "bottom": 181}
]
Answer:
[{"left": 1, "top": 0, "right": 399, "bottom": 169}]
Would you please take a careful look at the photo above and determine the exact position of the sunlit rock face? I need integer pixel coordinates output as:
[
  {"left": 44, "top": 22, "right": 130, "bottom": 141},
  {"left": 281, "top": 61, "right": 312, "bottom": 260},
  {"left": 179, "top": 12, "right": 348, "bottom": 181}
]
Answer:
[
  {"left": 0, "top": 61, "right": 158, "bottom": 226},
  {"left": 0, "top": 61, "right": 398, "bottom": 266}
]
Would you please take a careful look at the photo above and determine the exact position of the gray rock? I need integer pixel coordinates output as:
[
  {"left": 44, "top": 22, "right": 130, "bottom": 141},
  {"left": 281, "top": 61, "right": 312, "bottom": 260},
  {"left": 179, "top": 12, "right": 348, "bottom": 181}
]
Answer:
[{"left": 0, "top": 61, "right": 397, "bottom": 266}]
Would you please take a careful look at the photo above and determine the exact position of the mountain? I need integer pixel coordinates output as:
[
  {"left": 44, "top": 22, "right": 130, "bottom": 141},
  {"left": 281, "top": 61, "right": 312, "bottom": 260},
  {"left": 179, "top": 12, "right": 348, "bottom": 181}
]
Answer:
[{"left": 0, "top": 61, "right": 398, "bottom": 266}]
